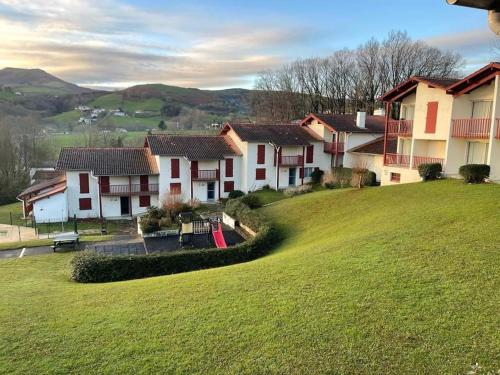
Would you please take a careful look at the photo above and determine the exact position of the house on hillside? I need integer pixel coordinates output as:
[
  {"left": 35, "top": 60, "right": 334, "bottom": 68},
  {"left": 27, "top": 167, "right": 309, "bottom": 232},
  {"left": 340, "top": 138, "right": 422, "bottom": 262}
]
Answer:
[{"left": 379, "top": 62, "right": 500, "bottom": 185}]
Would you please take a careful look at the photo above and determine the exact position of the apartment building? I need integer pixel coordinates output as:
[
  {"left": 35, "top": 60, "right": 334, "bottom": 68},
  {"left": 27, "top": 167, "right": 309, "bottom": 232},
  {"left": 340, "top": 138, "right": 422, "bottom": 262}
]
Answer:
[{"left": 379, "top": 62, "right": 500, "bottom": 185}]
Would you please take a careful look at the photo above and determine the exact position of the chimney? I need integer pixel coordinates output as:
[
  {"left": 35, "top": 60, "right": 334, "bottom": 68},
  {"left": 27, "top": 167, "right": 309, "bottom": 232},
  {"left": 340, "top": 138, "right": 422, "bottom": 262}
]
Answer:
[{"left": 356, "top": 111, "right": 366, "bottom": 128}]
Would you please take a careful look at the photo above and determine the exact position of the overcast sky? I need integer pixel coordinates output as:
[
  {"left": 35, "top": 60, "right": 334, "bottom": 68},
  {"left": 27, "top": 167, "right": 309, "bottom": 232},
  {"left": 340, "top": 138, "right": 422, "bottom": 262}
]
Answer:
[{"left": 0, "top": 0, "right": 497, "bottom": 90}]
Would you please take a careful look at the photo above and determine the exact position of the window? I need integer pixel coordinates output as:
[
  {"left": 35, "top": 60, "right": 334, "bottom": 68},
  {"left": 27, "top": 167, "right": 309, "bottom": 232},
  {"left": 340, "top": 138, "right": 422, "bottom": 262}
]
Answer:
[
  {"left": 425, "top": 102, "right": 438, "bottom": 133},
  {"left": 79, "top": 173, "right": 89, "bottom": 193},
  {"left": 303, "top": 167, "right": 313, "bottom": 178},
  {"left": 256, "top": 168, "right": 266, "bottom": 180},
  {"left": 191, "top": 160, "right": 198, "bottom": 178},
  {"left": 306, "top": 145, "right": 314, "bottom": 163},
  {"left": 100, "top": 176, "right": 110, "bottom": 193},
  {"left": 139, "top": 195, "right": 150, "bottom": 207},
  {"left": 79, "top": 198, "right": 92, "bottom": 210},
  {"left": 224, "top": 181, "right": 234, "bottom": 192},
  {"left": 170, "top": 183, "right": 181, "bottom": 194},
  {"left": 472, "top": 100, "right": 493, "bottom": 119},
  {"left": 257, "top": 145, "right": 265, "bottom": 164},
  {"left": 140, "top": 175, "right": 149, "bottom": 192},
  {"left": 225, "top": 158, "right": 233, "bottom": 177},
  {"left": 171, "top": 159, "right": 180, "bottom": 178},
  {"left": 390, "top": 173, "right": 401, "bottom": 183}
]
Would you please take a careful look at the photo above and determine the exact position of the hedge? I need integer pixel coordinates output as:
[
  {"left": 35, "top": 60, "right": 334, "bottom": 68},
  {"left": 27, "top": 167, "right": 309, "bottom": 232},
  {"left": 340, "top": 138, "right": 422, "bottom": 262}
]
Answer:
[
  {"left": 459, "top": 164, "right": 490, "bottom": 183},
  {"left": 71, "top": 201, "right": 280, "bottom": 283},
  {"left": 418, "top": 163, "right": 442, "bottom": 181}
]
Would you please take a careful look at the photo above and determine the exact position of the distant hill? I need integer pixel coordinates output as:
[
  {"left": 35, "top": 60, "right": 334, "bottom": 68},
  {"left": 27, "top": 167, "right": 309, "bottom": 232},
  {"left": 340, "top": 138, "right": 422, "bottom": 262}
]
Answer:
[{"left": 0, "top": 68, "right": 94, "bottom": 95}]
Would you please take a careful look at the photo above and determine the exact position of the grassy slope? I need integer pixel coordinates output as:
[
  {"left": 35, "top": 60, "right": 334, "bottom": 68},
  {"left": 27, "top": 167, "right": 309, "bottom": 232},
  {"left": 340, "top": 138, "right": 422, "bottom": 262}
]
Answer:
[
  {"left": 91, "top": 93, "right": 163, "bottom": 112},
  {"left": 0, "top": 181, "right": 498, "bottom": 374}
]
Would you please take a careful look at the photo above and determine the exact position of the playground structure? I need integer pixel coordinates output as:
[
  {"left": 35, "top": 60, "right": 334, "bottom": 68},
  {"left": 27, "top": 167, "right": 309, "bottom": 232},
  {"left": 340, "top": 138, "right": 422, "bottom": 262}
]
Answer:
[{"left": 178, "top": 211, "right": 228, "bottom": 249}]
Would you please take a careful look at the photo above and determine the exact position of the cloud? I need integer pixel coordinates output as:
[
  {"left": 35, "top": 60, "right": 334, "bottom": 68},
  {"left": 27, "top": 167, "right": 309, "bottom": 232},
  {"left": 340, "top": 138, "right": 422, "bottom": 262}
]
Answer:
[{"left": 0, "top": 0, "right": 314, "bottom": 89}]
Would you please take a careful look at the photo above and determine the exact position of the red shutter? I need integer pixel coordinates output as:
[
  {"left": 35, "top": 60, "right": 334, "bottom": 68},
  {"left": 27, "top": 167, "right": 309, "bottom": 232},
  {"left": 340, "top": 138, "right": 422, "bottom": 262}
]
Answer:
[
  {"left": 139, "top": 195, "right": 151, "bottom": 207},
  {"left": 100, "top": 176, "right": 110, "bottom": 193},
  {"left": 170, "top": 183, "right": 181, "bottom": 194},
  {"left": 225, "top": 158, "right": 233, "bottom": 177},
  {"left": 171, "top": 159, "right": 180, "bottom": 178},
  {"left": 257, "top": 145, "right": 265, "bottom": 164},
  {"left": 79, "top": 173, "right": 89, "bottom": 193},
  {"left": 140, "top": 175, "right": 149, "bottom": 192},
  {"left": 224, "top": 181, "right": 234, "bottom": 192},
  {"left": 306, "top": 145, "right": 314, "bottom": 163},
  {"left": 191, "top": 160, "right": 198, "bottom": 178},
  {"left": 425, "top": 102, "right": 439, "bottom": 133},
  {"left": 256, "top": 168, "right": 266, "bottom": 180},
  {"left": 79, "top": 198, "right": 92, "bottom": 210}
]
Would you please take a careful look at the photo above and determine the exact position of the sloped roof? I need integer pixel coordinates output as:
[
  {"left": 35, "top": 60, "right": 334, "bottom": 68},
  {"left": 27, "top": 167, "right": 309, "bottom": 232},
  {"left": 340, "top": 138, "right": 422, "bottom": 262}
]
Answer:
[
  {"left": 27, "top": 184, "right": 66, "bottom": 204},
  {"left": 18, "top": 175, "right": 66, "bottom": 198},
  {"left": 347, "top": 136, "right": 397, "bottom": 155},
  {"left": 446, "top": 62, "right": 500, "bottom": 96},
  {"left": 302, "top": 113, "right": 385, "bottom": 133},
  {"left": 32, "top": 169, "right": 64, "bottom": 182},
  {"left": 379, "top": 76, "right": 461, "bottom": 102},
  {"left": 222, "top": 123, "right": 321, "bottom": 145},
  {"left": 146, "top": 134, "right": 241, "bottom": 160},
  {"left": 56, "top": 147, "right": 158, "bottom": 176}
]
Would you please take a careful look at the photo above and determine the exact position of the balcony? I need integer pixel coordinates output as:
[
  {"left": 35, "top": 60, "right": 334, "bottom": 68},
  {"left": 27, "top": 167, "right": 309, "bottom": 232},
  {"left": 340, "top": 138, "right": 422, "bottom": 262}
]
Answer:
[
  {"left": 496, "top": 119, "right": 500, "bottom": 139},
  {"left": 412, "top": 156, "right": 444, "bottom": 169},
  {"left": 384, "top": 153, "right": 410, "bottom": 167},
  {"left": 323, "top": 142, "right": 345, "bottom": 154},
  {"left": 279, "top": 155, "right": 304, "bottom": 166},
  {"left": 192, "top": 169, "right": 219, "bottom": 181},
  {"left": 101, "top": 183, "right": 159, "bottom": 195},
  {"left": 451, "top": 118, "right": 491, "bottom": 139},
  {"left": 387, "top": 120, "right": 413, "bottom": 137}
]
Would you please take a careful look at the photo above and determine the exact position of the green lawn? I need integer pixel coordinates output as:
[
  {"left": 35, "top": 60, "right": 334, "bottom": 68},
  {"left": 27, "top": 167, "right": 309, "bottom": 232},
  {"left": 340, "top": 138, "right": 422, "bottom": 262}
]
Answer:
[
  {"left": 0, "top": 180, "right": 499, "bottom": 374},
  {"left": 91, "top": 93, "right": 164, "bottom": 113},
  {"left": 250, "top": 188, "right": 287, "bottom": 205}
]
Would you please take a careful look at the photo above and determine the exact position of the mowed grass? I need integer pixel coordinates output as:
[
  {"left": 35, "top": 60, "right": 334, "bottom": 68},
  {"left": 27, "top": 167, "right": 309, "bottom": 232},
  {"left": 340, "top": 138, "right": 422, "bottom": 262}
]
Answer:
[{"left": 0, "top": 180, "right": 499, "bottom": 374}]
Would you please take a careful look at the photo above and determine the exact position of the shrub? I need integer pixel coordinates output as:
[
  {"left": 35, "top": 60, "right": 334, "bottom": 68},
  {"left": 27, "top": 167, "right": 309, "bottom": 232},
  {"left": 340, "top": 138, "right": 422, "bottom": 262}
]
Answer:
[
  {"left": 146, "top": 206, "right": 164, "bottom": 220},
  {"left": 161, "top": 192, "right": 185, "bottom": 220},
  {"left": 140, "top": 217, "right": 160, "bottom": 234},
  {"left": 459, "top": 164, "right": 490, "bottom": 183},
  {"left": 310, "top": 168, "right": 324, "bottom": 184},
  {"left": 324, "top": 182, "right": 338, "bottom": 189},
  {"left": 228, "top": 190, "right": 245, "bottom": 199},
  {"left": 284, "top": 184, "right": 313, "bottom": 197},
  {"left": 159, "top": 217, "right": 173, "bottom": 229},
  {"left": 417, "top": 163, "right": 442, "bottom": 181},
  {"left": 262, "top": 184, "right": 271, "bottom": 190},
  {"left": 365, "top": 171, "right": 377, "bottom": 186},
  {"left": 225, "top": 198, "right": 266, "bottom": 232},
  {"left": 240, "top": 194, "right": 262, "bottom": 209}
]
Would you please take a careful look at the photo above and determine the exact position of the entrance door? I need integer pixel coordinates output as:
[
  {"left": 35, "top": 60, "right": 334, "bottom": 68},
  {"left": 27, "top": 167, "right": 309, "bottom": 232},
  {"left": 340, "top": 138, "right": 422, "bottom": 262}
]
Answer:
[
  {"left": 120, "top": 196, "right": 130, "bottom": 215},
  {"left": 288, "top": 168, "right": 296, "bottom": 186},
  {"left": 207, "top": 182, "right": 215, "bottom": 201}
]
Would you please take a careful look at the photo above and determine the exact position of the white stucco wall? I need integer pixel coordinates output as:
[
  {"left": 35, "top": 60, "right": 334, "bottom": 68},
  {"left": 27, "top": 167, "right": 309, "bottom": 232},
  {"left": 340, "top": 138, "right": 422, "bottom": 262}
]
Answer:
[
  {"left": 66, "top": 171, "right": 100, "bottom": 219},
  {"left": 33, "top": 191, "right": 68, "bottom": 224},
  {"left": 345, "top": 153, "right": 384, "bottom": 181}
]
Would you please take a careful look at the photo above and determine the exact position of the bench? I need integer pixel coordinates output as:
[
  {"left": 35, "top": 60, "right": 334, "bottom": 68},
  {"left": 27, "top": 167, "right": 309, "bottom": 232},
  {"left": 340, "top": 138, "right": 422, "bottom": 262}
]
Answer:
[{"left": 52, "top": 232, "right": 80, "bottom": 252}]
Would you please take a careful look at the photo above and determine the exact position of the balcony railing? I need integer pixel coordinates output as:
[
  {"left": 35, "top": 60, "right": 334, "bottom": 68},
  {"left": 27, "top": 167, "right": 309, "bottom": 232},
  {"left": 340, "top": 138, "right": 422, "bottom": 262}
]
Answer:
[
  {"left": 280, "top": 155, "right": 304, "bottom": 166},
  {"left": 101, "top": 183, "right": 159, "bottom": 195},
  {"left": 385, "top": 153, "right": 410, "bottom": 167},
  {"left": 451, "top": 118, "right": 491, "bottom": 139},
  {"left": 412, "top": 156, "right": 444, "bottom": 169},
  {"left": 496, "top": 119, "right": 500, "bottom": 139},
  {"left": 192, "top": 169, "right": 219, "bottom": 181},
  {"left": 387, "top": 120, "right": 413, "bottom": 137},
  {"left": 323, "top": 141, "right": 345, "bottom": 154}
]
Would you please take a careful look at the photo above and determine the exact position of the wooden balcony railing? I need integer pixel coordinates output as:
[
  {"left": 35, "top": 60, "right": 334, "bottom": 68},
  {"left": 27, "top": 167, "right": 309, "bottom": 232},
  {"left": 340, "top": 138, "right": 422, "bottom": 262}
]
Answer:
[
  {"left": 496, "top": 119, "right": 500, "bottom": 139},
  {"left": 387, "top": 120, "right": 413, "bottom": 137},
  {"left": 280, "top": 155, "right": 304, "bottom": 166},
  {"left": 384, "top": 153, "right": 410, "bottom": 167},
  {"left": 451, "top": 118, "right": 491, "bottom": 139},
  {"left": 192, "top": 169, "right": 219, "bottom": 181},
  {"left": 412, "top": 156, "right": 444, "bottom": 169},
  {"left": 101, "top": 183, "right": 159, "bottom": 195},
  {"left": 323, "top": 141, "right": 345, "bottom": 154}
]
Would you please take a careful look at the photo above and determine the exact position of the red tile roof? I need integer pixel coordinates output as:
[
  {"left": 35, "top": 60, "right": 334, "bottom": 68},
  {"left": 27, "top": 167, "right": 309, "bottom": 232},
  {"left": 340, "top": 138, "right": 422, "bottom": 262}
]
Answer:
[
  {"left": 222, "top": 123, "right": 322, "bottom": 145},
  {"left": 301, "top": 113, "right": 385, "bottom": 133},
  {"left": 18, "top": 175, "right": 66, "bottom": 198},
  {"left": 32, "top": 169, "right": 64, "bottom": 182},
  {"left": 347, "top": 136, "right": 397, "bottom": 155},
  {"left": 379, "top": 76, "right": 461, "bottom": 102},
  {"left": 446, "top": 62, "right": 500, "bottom": 96},
  {"left": 56, "top": 148, "right": 158, "bottom": 176},
  {"left": 146, "top": 134, "right": 241, "bottom": 160},
  {"left": 27, "top": 184, "right": 67, "bottom": 204}
]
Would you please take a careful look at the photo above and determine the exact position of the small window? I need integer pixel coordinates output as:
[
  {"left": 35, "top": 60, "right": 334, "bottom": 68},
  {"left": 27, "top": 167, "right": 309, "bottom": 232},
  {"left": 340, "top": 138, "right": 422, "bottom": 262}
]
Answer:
[
  {"left": 224, "top": 181, "right": 234, "bottom": 192},
  {"left": 79, "top": 173, "right": 89, "bottom": 193},
  {"left": 303, "top": 167, "right": 313, "bottom": 178},
  {"left": 79, "top": 198, "right": 92, "bottom": 210},
  {"left": 257, "top": 145, "right": 266, "bottom": 164},
  {"left": 390, "top": 173, "right": 401, "bottom": 183},
  {"left": 306, "top": 145, "right": 314, "bottom": 163},
  {"left": 170, "top": 183, "right": 181, "bottom": 194},
  {"left": 171, "top": 159, "right": 180, "bottom": 178},
  {"left": 139, "top": 195, "right": 150, "bottom": 207},
  {"left": 256, "top": 168, "right": 266, "bottom": 180},
  {"left": 225, "top": 158, "right": 233, "bottom": 177}
]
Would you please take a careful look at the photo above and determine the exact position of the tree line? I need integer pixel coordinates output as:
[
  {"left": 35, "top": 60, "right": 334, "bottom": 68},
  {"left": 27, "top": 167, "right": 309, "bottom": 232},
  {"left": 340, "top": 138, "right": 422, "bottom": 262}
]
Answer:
[{"left": 251, "top": 31, "right": 462, "bottom": 122}]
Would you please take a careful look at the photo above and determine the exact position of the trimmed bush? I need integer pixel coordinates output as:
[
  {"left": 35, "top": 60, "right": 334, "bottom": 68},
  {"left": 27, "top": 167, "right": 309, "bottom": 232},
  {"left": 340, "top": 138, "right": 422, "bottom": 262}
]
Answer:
[
  {"left": 228, "top": 190, "right": 245, "bottom": 199},
  {"left": 284, "top": 184, "right": 313, "bottom": 197},
  {"left": 310, "top": 168, "right": 324, "bottom": 184},
  {"left": 418, "top": 163, "right": 442, "bottom": 181},
  {"left": 140, "top": 217, "right": 160, "bottom": 234},
  {"left": 459, "top": 164, "right": 490, "bottom": 183},
  {"left": 159, "top": 217, "right": 173, "bottom": 228},
  {"left": 146, "top": 206, "right": 164, "bottom": 220},
  {"left": 240, "top": 194, "right": 262, "bottom": 209},
  {"left": 71, "top": 199, "right": 279, "bottom": 283}
]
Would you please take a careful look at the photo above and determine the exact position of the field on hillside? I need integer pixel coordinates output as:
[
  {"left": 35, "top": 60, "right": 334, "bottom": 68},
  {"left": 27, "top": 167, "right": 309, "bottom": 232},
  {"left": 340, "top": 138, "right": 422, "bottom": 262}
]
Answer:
[{"left": 0, "top": 181, "right": 498, "bottom": 374}]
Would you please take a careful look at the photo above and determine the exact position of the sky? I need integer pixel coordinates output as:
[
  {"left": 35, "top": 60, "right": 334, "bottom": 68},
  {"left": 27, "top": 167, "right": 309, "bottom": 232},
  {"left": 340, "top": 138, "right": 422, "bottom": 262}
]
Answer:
[{"left": 0, "top": 0, "right": 498, "bottom": 90}]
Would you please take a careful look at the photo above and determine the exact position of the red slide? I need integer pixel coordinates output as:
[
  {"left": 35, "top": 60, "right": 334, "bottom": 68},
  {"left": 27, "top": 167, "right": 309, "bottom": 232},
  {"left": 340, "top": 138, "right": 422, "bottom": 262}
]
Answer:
[{"left": 212, "top": 222, "right": 228, "bottom": 249}]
